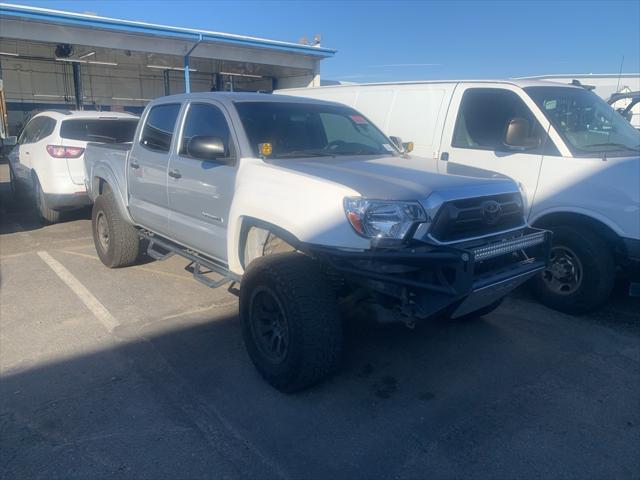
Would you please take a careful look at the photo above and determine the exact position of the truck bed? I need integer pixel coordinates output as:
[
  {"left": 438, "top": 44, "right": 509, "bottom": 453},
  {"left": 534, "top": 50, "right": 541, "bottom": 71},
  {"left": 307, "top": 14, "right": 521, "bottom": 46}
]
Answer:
[{"left": 84, "top": 142, "right": 132, "bottom": 202}]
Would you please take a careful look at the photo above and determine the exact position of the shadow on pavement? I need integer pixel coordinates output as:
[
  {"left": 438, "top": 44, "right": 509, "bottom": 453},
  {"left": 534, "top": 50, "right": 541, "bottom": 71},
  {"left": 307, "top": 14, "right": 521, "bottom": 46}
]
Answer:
[{"left": 2, "top": 304, "right": 639, "bottom": 479}]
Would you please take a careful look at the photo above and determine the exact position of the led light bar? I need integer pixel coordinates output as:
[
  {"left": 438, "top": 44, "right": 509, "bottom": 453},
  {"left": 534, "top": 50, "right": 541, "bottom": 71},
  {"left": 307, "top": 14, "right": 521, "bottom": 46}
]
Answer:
[{"left": 472, "top": 231, "right": 546, "bottom": 261}]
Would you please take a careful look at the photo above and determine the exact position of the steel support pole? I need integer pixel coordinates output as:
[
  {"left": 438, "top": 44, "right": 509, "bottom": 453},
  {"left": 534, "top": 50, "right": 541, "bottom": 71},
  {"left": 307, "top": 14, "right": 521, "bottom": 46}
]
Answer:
[
  {"left": 184, "top": 34, "right": 203, "bottom": 94},
  {"left": 72, "top": 62, "right": 84, "bottom": 110}
]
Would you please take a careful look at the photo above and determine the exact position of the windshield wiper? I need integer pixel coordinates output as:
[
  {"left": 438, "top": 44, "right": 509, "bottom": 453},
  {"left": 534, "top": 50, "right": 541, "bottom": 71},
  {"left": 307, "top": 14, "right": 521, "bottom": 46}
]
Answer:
[
  {"left": 583, "top": 142, "right": 640, "bottom": 151},
  {"left": 271, "top": 151, "right": 336, "bottom": 159}
]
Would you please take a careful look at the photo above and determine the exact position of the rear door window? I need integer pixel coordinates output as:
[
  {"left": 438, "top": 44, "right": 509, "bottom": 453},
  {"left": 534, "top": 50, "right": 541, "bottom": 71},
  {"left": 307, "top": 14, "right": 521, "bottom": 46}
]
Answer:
[
  {"left": 180, "top": 103, "right": 232, "bottom": 157},
  {"left": 61, "top": 119, "right": 138, "bottom": 143},
  {"left": 140, "top": 104, "right": 181, "bottom": 152},
  {"left": 19, "top": 118, "right": 44, "bottom": 144}
]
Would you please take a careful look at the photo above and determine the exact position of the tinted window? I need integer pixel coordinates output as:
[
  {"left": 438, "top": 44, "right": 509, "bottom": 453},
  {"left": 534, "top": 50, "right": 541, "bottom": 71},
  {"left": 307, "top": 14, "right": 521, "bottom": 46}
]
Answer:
[
  {"left": 61, "top": 119, "right": 138, "bottom": 143},
  {"left": 453, "top": 88, "right": 549, "bottom": 153},
  {"left": 140, "top": 104, "right": 181, "bottom": 152},
  {"left": 19, "top": 117, "right": 45, "bottom": 144},
  {"left": 235, "top": 101, "right": 398, "bottom": 158},
  {"left": 180, "top": 103, "right": 231, "bottom": 156},
  {"left": 34, "top": 117, "right": 56, "bottom": 142}
]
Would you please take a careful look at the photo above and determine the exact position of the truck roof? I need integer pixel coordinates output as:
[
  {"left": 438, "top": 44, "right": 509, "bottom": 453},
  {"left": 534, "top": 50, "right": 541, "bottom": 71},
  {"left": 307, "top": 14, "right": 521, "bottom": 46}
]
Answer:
[{"left": 148, "top": 91, "right": 352, "bottom": 107}]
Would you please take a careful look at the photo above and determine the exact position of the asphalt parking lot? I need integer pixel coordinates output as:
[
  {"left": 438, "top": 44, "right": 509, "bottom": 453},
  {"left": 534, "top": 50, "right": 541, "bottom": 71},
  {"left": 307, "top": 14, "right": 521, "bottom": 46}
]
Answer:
[{"left": 1, "top": 161, "right": 639, "bottom": 479}]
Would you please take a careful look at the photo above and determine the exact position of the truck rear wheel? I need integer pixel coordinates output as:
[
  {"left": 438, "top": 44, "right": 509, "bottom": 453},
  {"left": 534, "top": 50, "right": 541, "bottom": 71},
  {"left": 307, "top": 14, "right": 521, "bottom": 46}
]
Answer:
[
  {"left": 92, "top": 186, "right": 140, "bottom": 268},
  {"left": 530, "top": 225, "right": 615, "bottom": 314},
  {"left": 240, "top": 252, "right": 343, "bottom": 392}
]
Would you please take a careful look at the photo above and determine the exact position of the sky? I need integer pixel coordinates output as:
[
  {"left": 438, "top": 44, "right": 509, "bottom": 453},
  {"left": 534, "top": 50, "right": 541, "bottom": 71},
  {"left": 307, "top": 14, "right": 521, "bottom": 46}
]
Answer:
[{"left": 8, "top": 0, "right": 640, "bottom": 82}]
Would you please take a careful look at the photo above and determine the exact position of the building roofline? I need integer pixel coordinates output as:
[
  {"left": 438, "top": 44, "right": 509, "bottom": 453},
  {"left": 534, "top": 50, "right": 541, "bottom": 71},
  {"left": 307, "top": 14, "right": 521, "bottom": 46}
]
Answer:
[{"left": 0, "top": 3, "right": 336, "bottom": 57}]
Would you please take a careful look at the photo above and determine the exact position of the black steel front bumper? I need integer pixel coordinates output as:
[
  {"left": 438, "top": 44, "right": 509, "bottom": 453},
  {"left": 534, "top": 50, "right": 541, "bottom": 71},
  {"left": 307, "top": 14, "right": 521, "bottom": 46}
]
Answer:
[{"left": 306, "top": 227, "right": 552, "bottom": 320}]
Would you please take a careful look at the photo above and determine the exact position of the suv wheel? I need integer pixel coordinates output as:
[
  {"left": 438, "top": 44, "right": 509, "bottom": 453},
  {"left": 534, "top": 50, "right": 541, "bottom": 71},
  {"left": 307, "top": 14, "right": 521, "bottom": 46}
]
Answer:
[
  {"left": 34, "top": 177, "right": 61, "bottom": 224},
  {"left": 530, "top": 225, "right": 615, "bottom": 314},
  {"left": 9, "top": 164, "right": 19, "bottom": 198},
  {"left": 91, "top": 186, "right": 140, "bottom": 268},
  {"left": 240, "top": 252, "right": 343, "bottom": 392}
]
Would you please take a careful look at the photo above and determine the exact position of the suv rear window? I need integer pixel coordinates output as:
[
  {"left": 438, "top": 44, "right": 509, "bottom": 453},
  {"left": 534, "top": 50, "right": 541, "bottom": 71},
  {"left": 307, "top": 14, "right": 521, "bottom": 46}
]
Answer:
[{"left": 60, "top": 118, "right": 139, "bottom": 143}]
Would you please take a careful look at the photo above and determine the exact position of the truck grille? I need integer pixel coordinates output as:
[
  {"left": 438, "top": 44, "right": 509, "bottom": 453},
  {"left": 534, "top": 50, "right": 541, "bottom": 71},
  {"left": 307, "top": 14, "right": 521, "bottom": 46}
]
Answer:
[{"left": 428, "top": 193, "right": 525, "bottom": 243}]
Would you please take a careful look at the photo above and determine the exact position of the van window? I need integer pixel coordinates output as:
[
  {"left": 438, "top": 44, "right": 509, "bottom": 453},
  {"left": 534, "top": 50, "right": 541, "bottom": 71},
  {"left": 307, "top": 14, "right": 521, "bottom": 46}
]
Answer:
[
  {"left": 452, "top": 88, "right": 550, "bottom": 154},
  {"left": 180, "top": 103, "right": 231, "bottom": 156},
  {"left": 140, "top": 104, "right": 181, "bottom": 152},
  {"left": 526, "top": 86, "right": 640, "bottom": 157},
  {"left": 61, "top": 119, "right": 138, "bottom": 143}
]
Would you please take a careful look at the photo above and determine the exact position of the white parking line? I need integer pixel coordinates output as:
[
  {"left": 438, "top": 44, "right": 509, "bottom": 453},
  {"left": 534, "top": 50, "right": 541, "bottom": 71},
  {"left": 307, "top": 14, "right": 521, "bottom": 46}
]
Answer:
[{"left": 37, "top": 250, "right": 120, "bottom": 332}]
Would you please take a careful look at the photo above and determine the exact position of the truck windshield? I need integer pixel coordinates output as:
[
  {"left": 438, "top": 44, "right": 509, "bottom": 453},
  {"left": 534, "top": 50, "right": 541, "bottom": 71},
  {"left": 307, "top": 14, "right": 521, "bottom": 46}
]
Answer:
[
  {"left": 525, "top": 86, "right": 640, "bottom": 157},
  {"left": 60, "top": 118, "right": 139, "bottom": 144},
  {"left": 235, "top": 101, "right": 399, "bottom": 158}
]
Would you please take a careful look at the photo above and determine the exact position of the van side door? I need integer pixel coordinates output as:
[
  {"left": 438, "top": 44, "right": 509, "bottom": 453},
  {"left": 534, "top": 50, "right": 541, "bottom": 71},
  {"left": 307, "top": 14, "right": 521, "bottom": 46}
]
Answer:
[
  {"left": 167, "top": 101, "right": 238, "bottom": 263},
  {"left": 128, "top": 103, "right": 181, "bottom": 234},
  {"left": 438, "top": 85, "right": 559, "bottom": 214}
]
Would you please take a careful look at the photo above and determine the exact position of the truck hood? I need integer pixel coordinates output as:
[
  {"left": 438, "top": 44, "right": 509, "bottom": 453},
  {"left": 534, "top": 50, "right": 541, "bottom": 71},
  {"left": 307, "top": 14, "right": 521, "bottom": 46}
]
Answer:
[{"left": 268, "top": 154, "right": 518, "bottom": 200}]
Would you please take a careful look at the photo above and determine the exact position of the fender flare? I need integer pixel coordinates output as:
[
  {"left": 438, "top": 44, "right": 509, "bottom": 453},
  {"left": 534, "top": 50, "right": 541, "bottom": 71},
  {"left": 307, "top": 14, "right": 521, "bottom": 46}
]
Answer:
[
  {"left": 91, "top": 168, "right": 135, "bottom": 225},
  {"left": 237, "top": 217, "right": 302, "bottom": 270}
]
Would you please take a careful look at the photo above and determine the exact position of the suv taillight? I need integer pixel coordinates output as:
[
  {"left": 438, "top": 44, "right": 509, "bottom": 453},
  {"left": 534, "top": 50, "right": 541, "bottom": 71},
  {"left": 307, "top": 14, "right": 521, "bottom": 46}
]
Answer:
[{"left": 46, "top": 145, "right": 85, "bottom": 158}]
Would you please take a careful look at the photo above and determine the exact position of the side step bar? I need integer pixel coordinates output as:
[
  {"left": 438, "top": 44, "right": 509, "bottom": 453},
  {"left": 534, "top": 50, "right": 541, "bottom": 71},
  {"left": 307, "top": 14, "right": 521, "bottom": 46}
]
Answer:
[{"left": 139, "top": 230, "right": 241, "bottom": 289}]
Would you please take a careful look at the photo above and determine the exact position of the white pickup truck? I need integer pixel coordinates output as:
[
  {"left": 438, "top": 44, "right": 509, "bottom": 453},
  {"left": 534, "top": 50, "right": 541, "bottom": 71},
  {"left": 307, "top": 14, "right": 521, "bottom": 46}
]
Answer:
[
  {"left": 84, "top": 92, "right": 550, "bottom": 391},
  {"left": 280, "top": 80, "right": 640, "bottom": 313}
]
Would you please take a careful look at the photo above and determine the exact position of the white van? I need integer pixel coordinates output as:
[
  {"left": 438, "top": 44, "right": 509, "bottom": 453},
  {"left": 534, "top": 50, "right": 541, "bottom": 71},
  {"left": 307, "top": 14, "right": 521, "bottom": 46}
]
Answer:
[{"left": 279, "top": 80, "right": 640, "bottom": 314}]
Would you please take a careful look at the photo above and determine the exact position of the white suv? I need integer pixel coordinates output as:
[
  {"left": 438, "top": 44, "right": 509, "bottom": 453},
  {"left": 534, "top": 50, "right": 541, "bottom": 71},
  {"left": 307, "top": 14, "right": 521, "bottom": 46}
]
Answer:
[{"left": 8, "top": 110, "right": 138, "bottom": 223}]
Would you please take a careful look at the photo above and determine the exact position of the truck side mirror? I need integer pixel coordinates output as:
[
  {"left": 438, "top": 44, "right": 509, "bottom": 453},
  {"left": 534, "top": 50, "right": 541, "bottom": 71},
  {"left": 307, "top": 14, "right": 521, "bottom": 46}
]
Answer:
[
  {"left": 503, "top": 118, "right": 539, "bottom": 150},
  {"left": 2, "top": 136, "right": 17, "bottom": 147},
  {"left": 389, "top": 135, "right": 413, "bottom": 153},
  {"left": 187, "top": 136, "right": 228, "bottom": 161}
]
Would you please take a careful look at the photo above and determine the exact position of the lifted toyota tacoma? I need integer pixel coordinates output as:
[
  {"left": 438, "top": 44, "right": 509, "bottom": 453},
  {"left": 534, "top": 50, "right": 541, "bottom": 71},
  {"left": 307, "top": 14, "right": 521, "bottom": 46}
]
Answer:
[{"left": 85, "top": 92, "right": 551, "bottom": 392}]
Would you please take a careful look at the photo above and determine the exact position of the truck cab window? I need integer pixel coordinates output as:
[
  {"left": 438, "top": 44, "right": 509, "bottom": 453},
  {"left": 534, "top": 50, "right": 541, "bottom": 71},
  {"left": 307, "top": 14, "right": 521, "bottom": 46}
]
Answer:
[
  {"left": 180, "top": 103, "right": 231, "bottom": 156},
  {"left": 141, "top": 103, "right": 181, "bottom": 152},
  {"left": 453, "top": 88, "right": 546, "bottom": 153}
]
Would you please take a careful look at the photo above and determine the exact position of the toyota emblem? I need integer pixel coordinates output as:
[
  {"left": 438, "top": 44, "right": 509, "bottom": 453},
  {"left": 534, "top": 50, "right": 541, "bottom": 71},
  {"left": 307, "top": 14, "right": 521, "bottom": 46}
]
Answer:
[{"left": 482, "top": 200, "right": 502, "bottom": 224}]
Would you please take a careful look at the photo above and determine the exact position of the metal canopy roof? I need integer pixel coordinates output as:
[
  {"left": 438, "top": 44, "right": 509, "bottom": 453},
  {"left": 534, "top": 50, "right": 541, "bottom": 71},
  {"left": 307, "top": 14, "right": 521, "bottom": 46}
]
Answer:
[{"left": 0, "top": 3, "right": 336, "bottom": 58}]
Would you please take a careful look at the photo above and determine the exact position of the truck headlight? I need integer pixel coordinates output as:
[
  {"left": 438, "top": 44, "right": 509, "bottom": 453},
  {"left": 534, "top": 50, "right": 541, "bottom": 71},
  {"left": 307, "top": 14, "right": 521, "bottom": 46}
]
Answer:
[{"left": 344, "top": 197, "right": 428, "bottom": 240}]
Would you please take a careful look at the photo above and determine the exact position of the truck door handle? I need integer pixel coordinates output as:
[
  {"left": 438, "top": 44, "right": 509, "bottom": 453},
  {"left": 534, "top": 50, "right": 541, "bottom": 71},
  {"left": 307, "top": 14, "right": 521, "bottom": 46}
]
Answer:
[
  {"left": 168, "top": 169, "right": 182, "bottom": 179},
  {"left": 130, "top": 160, "right": 140, "bottom": 169}
]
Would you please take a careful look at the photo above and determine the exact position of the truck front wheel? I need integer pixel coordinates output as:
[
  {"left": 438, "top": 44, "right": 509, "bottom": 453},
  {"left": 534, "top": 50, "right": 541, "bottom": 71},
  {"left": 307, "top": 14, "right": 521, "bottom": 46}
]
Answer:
[
  {"left": 92, "top": 186, "right": 140, "bottom": 268},
  {"left": 240, "top": 252, "right": 343, "bottom": 392},
  {"left": 530, "top": 225, "right": 615, "bottom": 314}
]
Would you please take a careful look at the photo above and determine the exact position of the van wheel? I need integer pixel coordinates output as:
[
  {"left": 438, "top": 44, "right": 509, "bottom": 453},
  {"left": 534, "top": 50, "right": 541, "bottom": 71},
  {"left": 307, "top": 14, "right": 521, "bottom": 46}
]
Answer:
[
  {"left": 240, "top": 252, "right": 343, "bottom": 392},
  {"left": 92, "top": 186, "right": 140, "bottom": 268},
  {"left": 530, "top": 226, "right": 615, "bottom": 314},
  {"left": 34, "top": 177, "right": 61, "bottom": 224}
]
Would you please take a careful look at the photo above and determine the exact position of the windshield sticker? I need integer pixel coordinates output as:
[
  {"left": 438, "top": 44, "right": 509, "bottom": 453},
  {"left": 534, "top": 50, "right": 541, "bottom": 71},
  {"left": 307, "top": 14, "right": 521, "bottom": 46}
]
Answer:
[
  {"left": 350, "top": 114, "right": 368, "bottom": 124},
  {"left": 544, "top": 100, "right": 557, "bottom": 110},
  {"left": 382, "top": 143, "right": 394, "bottom": 151}
]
